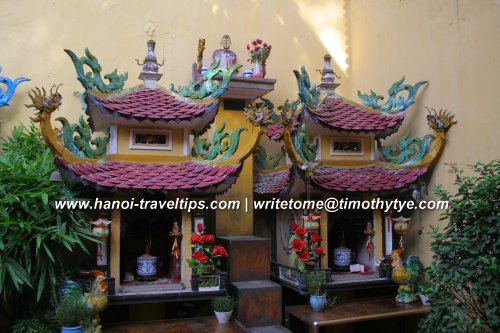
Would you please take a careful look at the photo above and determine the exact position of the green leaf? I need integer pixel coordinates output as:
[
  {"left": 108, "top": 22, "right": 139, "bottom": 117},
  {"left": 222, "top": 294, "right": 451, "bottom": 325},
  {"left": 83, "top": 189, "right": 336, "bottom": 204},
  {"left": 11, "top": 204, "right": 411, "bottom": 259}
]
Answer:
[{"left": 41, "top": 192, "right": 48, "bottom": 206}]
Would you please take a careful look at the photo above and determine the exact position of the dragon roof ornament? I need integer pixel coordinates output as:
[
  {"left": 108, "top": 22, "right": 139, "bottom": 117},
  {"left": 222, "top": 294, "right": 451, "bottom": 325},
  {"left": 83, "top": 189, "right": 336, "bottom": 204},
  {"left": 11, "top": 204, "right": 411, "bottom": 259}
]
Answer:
[
  {"left": 357, "top": 77, "right": 427, "bottom": 112},
  {"left": 0, "top": 66, "right": 30, "bottom": 108}
]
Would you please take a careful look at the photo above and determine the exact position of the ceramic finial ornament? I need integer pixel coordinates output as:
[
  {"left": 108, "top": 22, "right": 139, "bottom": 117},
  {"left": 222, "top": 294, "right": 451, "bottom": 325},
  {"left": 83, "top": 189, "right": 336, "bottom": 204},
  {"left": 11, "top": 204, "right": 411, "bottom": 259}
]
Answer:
[
  {"left": 136, "top": 40, "right": 165, "bottom": 87},
  {"left": 317, "top": 54, "right": 340, "bottom": 95},
  {"left": 0, "top": 66, "right": 30, "bottom": 108}
]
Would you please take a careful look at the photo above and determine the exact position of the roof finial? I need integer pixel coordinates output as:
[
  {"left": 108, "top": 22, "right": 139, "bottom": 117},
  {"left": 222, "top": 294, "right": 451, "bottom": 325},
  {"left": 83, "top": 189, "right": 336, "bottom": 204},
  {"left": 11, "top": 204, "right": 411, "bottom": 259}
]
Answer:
[
  {"left": 136, "top": 40, "right": 165, "bottom": 87},
  {"left": 317, "top": 54, "right": 340, "bottom": 95}
]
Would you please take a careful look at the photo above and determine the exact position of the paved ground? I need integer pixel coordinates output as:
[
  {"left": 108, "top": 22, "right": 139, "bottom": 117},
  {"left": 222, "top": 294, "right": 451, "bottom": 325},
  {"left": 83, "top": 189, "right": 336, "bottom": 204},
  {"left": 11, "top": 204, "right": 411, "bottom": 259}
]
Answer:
[{"left": 104, "top": 316, "right": 247, "bottom": 333}]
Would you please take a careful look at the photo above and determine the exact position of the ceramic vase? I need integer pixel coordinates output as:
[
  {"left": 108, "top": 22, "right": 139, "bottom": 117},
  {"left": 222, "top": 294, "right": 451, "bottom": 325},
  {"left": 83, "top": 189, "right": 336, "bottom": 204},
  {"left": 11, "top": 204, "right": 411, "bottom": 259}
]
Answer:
[
  {"left": 419, "top": 294, "right": 431, "bottom": 305},
  {"left": 252, "top": 60, "right": 264, "bottom": 78},
  {"left": 137, "top": 254, "right": 157, "bottom": 278},
  {"left": 309, "top": 295, "right": 327, "bottom": 312},
  {"left": 333, "top": 246, "right": 351, "bottom": 268},
  {"left": 214, "top": 310, "right": 233, "bottom": 324}
]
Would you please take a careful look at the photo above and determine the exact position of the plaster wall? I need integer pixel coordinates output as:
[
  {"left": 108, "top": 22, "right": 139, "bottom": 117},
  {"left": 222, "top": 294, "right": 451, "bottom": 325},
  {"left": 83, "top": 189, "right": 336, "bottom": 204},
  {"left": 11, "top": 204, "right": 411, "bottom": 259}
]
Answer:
[
  {"left": 1, "top": 0, "right": 498, "bottom": 266},
  {"left": 348, "top": 0, "right": 500, "bottom": 265}
]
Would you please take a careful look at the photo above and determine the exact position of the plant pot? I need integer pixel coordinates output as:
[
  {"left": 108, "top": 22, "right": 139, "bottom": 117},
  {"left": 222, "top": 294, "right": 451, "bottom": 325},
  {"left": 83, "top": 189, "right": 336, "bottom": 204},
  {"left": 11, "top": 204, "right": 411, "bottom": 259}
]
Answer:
[
  {"left": 419, "top": 294, "right": 431, "bottom": 305},
  {"left": 252, "top": 60, "right": 264, "bottom": 78},
  {"left": 137, "top": 254, "right": 157, "bottom": 279},
  {"left": 309, "top": 294, "right": 327, "bottom": 312},
  {"left": 61, "top": 325, "right": 83, "bottom": 333},
  {"left": 214, "top": 310, "right": 233, "bottom": 324}
]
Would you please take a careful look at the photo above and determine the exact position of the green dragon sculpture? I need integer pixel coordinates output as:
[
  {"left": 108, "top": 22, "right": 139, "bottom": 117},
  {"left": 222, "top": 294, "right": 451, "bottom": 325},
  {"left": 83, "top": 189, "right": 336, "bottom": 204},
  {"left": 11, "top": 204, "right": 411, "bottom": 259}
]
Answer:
[
  {"left": 357, "top": 77, "right": 427, "bottom": 112},
  {"left": 254, "top": 146, "right": 285, "bottom": 170},
  {"left": 378, "top": 131, "right": 435, "bottom": 165},
  {"left": 294, "top": 124, "right": 318, "bottom": 163},
  {"left": 56, "top": 115, "right": 109, "bottom": 159},
  {"left": 192, "top": 122, "right": 246, "bottom": 160},
  {"left": 293, "top": 67, "right": 321, "bottom": 106},
  {"left": 171, "top": 61, "right": 241, "bottom": 99},
  {"left": 65, "top": 48, "right": 128, "bottom": 93}
]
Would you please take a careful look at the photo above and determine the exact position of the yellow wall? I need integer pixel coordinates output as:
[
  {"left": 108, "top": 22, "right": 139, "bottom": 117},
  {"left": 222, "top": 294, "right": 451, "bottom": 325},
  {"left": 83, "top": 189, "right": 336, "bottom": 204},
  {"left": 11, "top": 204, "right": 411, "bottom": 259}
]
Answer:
[
  {"left": 320, "top": 134, "right": 372, "bottom": 161},
  {"left": 348, "top": 0, "right": 500, "bottom": 265},
  {"left": 117, "top": 126, "right": 185, "bottom": 156},
  {"left": 1, "top": 0, "right": 499, "bottom": 266},
  {"left": 214, "top": 102, "right": 255, "bottom": 235}
]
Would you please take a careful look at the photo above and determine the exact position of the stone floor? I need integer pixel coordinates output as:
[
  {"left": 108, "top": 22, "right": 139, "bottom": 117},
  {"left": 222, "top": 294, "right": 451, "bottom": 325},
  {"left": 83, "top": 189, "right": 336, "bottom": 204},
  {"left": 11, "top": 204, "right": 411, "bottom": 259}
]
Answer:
[{"left": 104, "top": 316, "right": 247, "bottom": 333}]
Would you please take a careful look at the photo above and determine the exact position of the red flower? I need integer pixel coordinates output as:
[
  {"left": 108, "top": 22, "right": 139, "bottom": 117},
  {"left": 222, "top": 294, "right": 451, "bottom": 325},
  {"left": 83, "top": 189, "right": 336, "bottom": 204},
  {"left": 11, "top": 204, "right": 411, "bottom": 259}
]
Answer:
[
  {"left": 268, "top": 45, "right": 272, "bottom": 50},
  {"left": 295, "top": 227, "right": 307, "bottom": 237},
  {"left": 290, "top": 222, "right": 298, "bottom": 231},
  {"left": 256, "top": 38, "right": 262, "bottom": 44},
  {"left": 314, "top": 246, "right": 325, "bottom": 256},
  {"left": 254, "top": 47, "right": 259, "bottom": 52},
  {"left": 191, "top": 234, "right": 202, "bottom": 243},
  {"left": 192, "top": 250, "right": 208, "bottom": 263},
  {"left": 246, "top": 44, "right": 250, "bottom": 51},
  {"left": 310, "top": 233, "right": 321, "bottom": 243},
  {"left": 263, "top": 43, "right": 267, "bottom": 47},
  {"left": 201, "top": 234, "right": 215, "bottom": 243},
  {"left": 298, "top": 249, "right": 310, "bottom": 262},
  {"left": 211, "top": 245, "right": 228, "bottom": 257},
  {"left": 252, "top": 40, "right": 257, "bottom": 46},
  {"left": 291, "top": 239, "right": 306, "bottom": 251},
  {"left": 197, "top": 223, "right": 203, "bottom": 232}
]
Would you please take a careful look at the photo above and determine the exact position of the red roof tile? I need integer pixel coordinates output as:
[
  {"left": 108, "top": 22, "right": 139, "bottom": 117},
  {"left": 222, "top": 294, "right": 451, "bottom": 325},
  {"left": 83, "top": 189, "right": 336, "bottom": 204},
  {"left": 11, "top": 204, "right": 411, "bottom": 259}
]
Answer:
[
  {"left": 311, "top": 164, "right": 427, "bottom": 192},
  {"left": 305, "top": 96, "right": 405, "bottom": 137},
  {"left": 55, "top": 156, "right": 241, "bottom": 193},
  {"left": 254, "top": 168, "right": 290, "bottom": 195},
  {"left": 87, "top": 87, "right": 218, "bottom": 123}
]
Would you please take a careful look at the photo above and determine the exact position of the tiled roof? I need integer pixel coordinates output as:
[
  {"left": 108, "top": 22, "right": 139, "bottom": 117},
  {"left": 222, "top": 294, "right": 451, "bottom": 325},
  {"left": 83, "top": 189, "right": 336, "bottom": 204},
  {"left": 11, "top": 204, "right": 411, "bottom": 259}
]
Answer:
[
  {"left": 87, "top": 87, "right": 218, "bottom": 123},
  {"left": 305, "top": 96, "right": 405, "bottom": 137},
  {"left": 311, "top": 164, "right": 427, "bottom": 192},
  {"left": 254, "top": 168, "right": 290, "bottom": 195},
  {"left": 55, "top": 156, "right": 241, "bottom": 193}
]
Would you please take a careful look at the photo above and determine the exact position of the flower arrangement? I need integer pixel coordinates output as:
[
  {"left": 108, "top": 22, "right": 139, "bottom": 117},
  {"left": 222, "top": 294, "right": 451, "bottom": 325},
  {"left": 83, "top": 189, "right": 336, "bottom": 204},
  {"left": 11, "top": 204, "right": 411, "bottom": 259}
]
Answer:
[
  {"left": 187, "top": 223, "right": 228, "bottom": 275},
  {"left": 289, "top": 221, "right": 325, "bottom": 272},
  {"left": 246, "top": 38, "right": 272, "bottom": 63}
]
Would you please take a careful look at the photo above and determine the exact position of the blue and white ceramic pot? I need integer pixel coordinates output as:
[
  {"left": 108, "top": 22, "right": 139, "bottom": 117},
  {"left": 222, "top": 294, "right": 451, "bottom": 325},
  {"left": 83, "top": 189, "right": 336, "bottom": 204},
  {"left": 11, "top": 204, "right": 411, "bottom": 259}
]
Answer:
[
  {"left": 137, "top": 254, "right": 157, "bottom": 278},
  {"left": 333, "top": 246, "right": 351, "bottom": 268},
  {"left": 309, "top": 295, "right": 327, "bottom": 312}
]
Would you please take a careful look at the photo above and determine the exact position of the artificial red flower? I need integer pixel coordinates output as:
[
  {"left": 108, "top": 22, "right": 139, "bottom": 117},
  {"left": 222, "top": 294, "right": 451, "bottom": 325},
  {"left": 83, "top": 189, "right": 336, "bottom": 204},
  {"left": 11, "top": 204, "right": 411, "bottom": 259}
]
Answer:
[
  {"left": 211, "top": 245, "right": 228, "bottom": 257},
  {"left": 314, "top": 246, "right": 325, "bottom": 256},
  {"left": 290, "top": 222, "right": 298, "bottom": 231},
  {"left": 252, "top": 40, "right": 257, "bottom": 46},
  {"left": 201, "top": 234, "right": 215, "bottom": 243},
  {"left": 295, "top": 227, "right": 307, "bottom": 237},
  {"left": 268, "top": 45, "right": 272, "bottom": 50},
  {"left": 263, "top": 43, "right": 267, "bottom": 47},
  {"left": 291, "top": 239, "right": 306, "bottom": 251},
  {"left": 298, "top": 249, "right": 310, "bottom": 262},
  {"left": 192, "top": 250, "right": 208, "bottom": 263},
  {"left": 190, "top": 234, "right": 202, "bottom": 243},
  {"left": 254, "top": 47, "right": 259, "bottom": 52},
  {"left": 256, "top": 38, "right": 262, "bottom": 44},
  {"left": 197, "top": 223, "right": 203, "bottom": 232},
  {"left": 246, "top": 44, "right": 250, "bottom": 51},
  {"left": 310, "top": 233, "right": 321, "bottom": 243}
]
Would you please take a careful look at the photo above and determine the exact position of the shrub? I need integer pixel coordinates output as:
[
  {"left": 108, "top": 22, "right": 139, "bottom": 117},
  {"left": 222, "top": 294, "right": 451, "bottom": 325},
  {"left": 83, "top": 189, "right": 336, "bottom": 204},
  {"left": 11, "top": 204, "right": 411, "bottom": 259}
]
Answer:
[
  {"left": 55, "top": 290, "right": 89, "bottom": 327},
  {"left": 0, "top": 124, "right": 96, "bottom": 322},
  {"left": 211, "top": 295, "right": 237, "bottom": 312},
  {"left": 419, "top": 160, "right": 500, "bottom": 333}
]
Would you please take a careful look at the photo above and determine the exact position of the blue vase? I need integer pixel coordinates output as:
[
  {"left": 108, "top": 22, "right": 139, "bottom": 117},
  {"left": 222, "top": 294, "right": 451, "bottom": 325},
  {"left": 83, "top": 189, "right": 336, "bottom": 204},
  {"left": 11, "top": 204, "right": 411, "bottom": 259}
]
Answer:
[
  {"left": 309, "top": 295, "right": 327, "bottom": 312},
  {"left": 61, "top": 325, "right": 83, "bottom": 333}
]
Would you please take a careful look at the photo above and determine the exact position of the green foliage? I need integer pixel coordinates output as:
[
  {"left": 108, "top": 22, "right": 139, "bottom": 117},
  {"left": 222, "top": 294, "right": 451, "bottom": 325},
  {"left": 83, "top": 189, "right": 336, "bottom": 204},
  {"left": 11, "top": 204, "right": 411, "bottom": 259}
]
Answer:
[
  {"left": 211, "top": 295, "right": 237, "bottom": 312},
  {"left": 10, "top": 317, "right": 57, "bottom": 333},
  {"left": 304, "top": 270, "right": 326, "bottom": 296},
  {"left": 55, "top": 290, "right": 89, "bottom": 327},
  {"left": 419, "top": 160, "right": 500, "bottom": 333},
  {"left": 0, "top": 124, "right": 96, "bottom": 315}
]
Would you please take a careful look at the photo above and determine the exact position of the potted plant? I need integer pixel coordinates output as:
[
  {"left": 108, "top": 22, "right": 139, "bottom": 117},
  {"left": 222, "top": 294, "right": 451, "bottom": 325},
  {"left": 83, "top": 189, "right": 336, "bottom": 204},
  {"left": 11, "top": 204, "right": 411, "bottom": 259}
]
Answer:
[
  {"left": 288, "top": 221, "right": 326, "bottom": 272},
  {"left": 246, "top": 38, "right": 272, "bottom": 78},
  {"left": 304, "top": 270, "right": 336, "bottom": 312},
  {"left": 417, "top": 280, "right": 433, "bottom": 305},
  {"left": 211, "top": 295, "right": 237, "bottom": 324},
  {"left": 55, "top": 289, "right": 90, "bottom": 333},
  {"left": 187, "top": 223, "right": 228, "bottom": 290}
]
